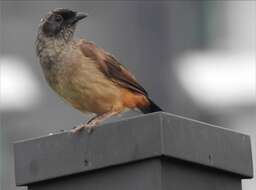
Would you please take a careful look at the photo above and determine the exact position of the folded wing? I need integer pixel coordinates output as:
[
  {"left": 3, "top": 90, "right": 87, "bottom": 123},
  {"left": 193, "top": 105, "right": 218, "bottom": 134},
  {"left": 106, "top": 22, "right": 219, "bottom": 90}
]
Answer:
[{"left": 79, "top": 40, "right": 148, "bottom": 96}]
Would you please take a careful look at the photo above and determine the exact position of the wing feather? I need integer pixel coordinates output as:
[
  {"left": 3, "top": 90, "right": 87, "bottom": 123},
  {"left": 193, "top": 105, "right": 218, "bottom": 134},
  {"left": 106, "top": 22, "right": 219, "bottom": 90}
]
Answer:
[{"left": 79, "top": 40, "right": 148, "bottom": 96}]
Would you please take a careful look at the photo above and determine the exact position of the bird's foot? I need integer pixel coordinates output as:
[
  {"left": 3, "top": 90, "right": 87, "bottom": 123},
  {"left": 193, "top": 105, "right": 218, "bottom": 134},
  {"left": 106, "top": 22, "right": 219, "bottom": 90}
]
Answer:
[{"left": 70, "top": 123, "right": 96, "bottom": 134}]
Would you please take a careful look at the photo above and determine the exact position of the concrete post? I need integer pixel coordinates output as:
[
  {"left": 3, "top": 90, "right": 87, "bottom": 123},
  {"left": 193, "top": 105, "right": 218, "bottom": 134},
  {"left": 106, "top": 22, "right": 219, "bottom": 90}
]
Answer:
[{"left": 14, "top": 112, "right": 253, "bottom": 190}]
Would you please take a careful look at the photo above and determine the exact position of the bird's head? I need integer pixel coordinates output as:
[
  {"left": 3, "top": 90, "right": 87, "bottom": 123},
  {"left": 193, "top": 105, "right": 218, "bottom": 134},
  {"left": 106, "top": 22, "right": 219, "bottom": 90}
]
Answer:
[{"left": 39, "top": 8, "right": 87, "bottom": 41}]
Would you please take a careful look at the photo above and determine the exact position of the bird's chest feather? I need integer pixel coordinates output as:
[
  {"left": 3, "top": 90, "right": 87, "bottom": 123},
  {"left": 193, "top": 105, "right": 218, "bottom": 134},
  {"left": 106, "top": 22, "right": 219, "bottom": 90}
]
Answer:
[
  {"left": 66, "top": 53, "right": 122, "bottom": 112},
  {"left": 39, "top": 47, "right": 68, "bottom": 93},
  {"left": 39, "top": 44, "right": 122, "bottom": 113}
]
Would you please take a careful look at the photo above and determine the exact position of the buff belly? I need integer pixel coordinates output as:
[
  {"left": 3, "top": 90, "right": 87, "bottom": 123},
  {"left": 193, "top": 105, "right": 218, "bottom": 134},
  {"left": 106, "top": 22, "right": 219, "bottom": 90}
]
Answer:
[{"left": 46, "top": 55, "right": 123, "bottom": 114}]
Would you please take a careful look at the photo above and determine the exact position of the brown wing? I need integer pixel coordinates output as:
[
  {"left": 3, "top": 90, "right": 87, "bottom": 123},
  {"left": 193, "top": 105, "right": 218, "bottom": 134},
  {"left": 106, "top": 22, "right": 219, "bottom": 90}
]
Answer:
[{"left": 79, "top": 40, "right": 148, "bottom": 96}]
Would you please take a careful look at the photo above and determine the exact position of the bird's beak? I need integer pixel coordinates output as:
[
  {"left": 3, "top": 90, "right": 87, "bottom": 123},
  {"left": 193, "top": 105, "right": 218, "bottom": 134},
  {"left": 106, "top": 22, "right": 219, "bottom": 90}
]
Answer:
[{"left": 72, "top": 12, "right": 88, "bottom": 24}]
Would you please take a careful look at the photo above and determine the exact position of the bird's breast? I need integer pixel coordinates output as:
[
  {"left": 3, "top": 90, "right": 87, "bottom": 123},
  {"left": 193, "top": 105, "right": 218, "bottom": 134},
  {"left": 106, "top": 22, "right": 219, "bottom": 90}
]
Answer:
[
  {"left": 40, "top": 47, "right": 123, "bottom": 114},
  {"left": 65, "top": 52, "right": 123, "bottom": 113}
]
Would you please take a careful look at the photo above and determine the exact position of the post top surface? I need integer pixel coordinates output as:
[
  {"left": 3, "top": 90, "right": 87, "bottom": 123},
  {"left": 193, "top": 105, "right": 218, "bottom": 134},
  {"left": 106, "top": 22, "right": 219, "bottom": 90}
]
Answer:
[{"left": 14, "top": 112, "right": 253, "bottom": 186}]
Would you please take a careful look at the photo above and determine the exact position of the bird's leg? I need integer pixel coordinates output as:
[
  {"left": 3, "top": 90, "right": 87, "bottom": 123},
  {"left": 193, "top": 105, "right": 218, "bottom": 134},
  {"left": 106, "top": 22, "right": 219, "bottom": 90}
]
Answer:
[
  {"left": 71, "top": 111, "right": 119, "bottom": 133},
  {"left": 86, "top": 115, "right": 98, "bottom": 124},
  {"left": 86, "top": 111, "right": 119, "bottom": 133},
  {"left": 70, "top": 115, "right": 97, "bottom": 133}
]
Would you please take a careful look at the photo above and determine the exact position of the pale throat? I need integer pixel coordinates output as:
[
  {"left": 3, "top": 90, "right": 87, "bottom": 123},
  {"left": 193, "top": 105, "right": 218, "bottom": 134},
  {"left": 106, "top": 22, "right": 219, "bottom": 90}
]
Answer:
[{"left": 37, "top": 28, "right": 75, "bottom": 60}]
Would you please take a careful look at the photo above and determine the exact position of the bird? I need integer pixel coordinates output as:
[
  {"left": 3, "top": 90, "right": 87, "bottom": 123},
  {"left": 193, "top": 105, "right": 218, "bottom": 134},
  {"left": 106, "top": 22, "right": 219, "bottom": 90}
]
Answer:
[{"left": 36, "top": 8, "right": 162, "bottom": 133}]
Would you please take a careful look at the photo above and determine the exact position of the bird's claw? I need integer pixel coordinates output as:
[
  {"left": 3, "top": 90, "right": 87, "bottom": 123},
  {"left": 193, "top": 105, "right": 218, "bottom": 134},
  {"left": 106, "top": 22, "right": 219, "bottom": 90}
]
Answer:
[
  {"left": 86, "top": 126, "right": 94, "bottom": 134},
  {"left": 70, "top": 123, "right": 96, "bottom": 134}
]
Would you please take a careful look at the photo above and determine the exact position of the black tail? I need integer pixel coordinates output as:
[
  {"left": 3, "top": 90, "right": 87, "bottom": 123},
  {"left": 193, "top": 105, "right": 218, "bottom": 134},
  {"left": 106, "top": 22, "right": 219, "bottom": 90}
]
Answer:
[{"left": 140, "top": 98, "right": 162, "bottom": 114}]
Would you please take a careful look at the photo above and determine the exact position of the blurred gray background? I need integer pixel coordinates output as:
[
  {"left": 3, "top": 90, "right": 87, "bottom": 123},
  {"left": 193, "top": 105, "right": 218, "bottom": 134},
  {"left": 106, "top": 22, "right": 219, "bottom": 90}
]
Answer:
[{"left": 0, "top": 1, "right": 255, "bottom": 190}]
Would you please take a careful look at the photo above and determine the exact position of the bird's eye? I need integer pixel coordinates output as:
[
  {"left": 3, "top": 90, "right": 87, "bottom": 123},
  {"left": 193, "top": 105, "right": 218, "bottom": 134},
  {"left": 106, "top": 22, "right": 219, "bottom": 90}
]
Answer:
[{"left": 55, "top": 15, "right": 63, "bottom": 23}]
